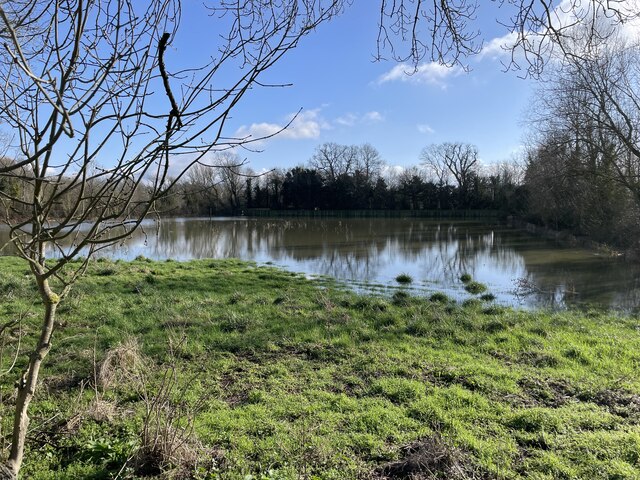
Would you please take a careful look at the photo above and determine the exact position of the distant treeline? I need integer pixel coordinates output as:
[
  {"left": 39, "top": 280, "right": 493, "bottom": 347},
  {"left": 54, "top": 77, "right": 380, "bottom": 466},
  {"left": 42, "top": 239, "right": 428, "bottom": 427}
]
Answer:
[
  {"left": 3, "top": 107, "right": 640, "bottom": 254},
  {"left": 153, "top": 143, "right": 526, "bottom": 217}
]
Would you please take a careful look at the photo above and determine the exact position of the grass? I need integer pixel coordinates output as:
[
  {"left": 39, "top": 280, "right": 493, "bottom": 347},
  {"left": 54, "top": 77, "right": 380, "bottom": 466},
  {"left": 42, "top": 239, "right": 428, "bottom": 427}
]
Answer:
[
  {"left": 464, "top": 281, "right": 488, "bottom": 295},
  {"left": 0, "top": 256, "right": 639, "bottom": 479},
  {"left": 395, "top": 273, "right": 413, "bottom": 284}
]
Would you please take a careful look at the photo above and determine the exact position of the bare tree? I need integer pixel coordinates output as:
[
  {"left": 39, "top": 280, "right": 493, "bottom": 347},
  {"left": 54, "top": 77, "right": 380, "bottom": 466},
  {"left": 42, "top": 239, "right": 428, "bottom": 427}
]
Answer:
[
  {"left": 546, "top": 30, "right": 640, "bottom": 202},
  {"left": 215, "top": 152, "right": 247, "bottom": 211},
  {"left": 0, "top": 0, "right": 345, "bottom": 476},
  {"left": 526, "top": 24, "right": 640, "bottom": 244},
  {"left": 310, "top": 142, "right": 357, "bottom": 182},
  {"left": 421, "top": 142, "right": 478, "bottom": 206},
  {"left": 376, "top": 1, "right": 640, "bottom": 76},
  {"left": 0, "top": 0, "right": 638, "bottom": 476},
  {"left": 355, "top": 143, "right": 385, "bottom": 184}
]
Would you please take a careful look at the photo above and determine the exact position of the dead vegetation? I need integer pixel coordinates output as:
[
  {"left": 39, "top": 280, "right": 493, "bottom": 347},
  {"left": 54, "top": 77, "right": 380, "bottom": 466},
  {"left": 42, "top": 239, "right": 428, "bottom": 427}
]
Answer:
[
  {"left": 374, "top": 434, "right": 487, "bottom": 479},
  {"left": 96, "top": 339, "right": 145, "bottom": 392}
]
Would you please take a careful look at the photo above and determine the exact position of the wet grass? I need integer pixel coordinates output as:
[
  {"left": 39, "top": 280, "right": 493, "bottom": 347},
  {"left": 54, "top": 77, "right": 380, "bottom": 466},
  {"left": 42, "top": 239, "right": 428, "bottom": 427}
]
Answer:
[
  {"left": 395, "top": 273, "right": 413, "bottom": 284},
  {"left": 464, "top": 281, "right": 488, "bottom": 295},
  {"left": 0, "top": 256, "right": 639, "bottom": 478}
]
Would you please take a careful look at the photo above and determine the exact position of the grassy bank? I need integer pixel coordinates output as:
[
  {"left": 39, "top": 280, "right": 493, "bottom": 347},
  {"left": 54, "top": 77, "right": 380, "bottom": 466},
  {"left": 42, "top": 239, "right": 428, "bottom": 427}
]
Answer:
[{"left": 0, "top": 257, "right": 639, "bottom": 479}]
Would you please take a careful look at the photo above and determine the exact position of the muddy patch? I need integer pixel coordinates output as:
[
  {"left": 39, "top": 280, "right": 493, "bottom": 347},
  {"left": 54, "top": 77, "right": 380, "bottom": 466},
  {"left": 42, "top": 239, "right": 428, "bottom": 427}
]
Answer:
[
  {"left": 580, "top": 389, "right": 640, "bottom": 418},
  {"left": 518, "top": 377, "right": 640, "bottom": 418},
  {"left": 517, "top": 377, "right": 576, "bottom": 408},
  {"left": 373, "top": 435, "right": 487, "bottom": 479}
]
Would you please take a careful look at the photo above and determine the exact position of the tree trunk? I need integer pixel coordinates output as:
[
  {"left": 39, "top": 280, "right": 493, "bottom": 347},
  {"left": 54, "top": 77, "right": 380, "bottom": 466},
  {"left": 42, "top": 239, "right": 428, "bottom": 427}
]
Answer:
[{"left": 3, "top": 280, "right": 58, "bottom": 478}]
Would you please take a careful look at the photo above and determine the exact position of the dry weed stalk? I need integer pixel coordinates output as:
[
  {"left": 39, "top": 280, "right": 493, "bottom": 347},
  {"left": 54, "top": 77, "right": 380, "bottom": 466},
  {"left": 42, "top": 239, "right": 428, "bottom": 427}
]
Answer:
[{"left": 133, "top": 335, "right": 214, "bottom": 477}]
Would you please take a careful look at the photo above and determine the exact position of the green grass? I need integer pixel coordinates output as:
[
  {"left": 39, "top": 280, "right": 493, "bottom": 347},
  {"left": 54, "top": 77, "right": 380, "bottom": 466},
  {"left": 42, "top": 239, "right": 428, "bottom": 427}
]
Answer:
[
  {"left": 464, "top": 280, "right": 488, "bottom": 295},
  {"left": 395, "top": 273, "right": 413, "bottom": 284},
  {"left": 0, "top": 256, "right": 639, "bottom": 479}
]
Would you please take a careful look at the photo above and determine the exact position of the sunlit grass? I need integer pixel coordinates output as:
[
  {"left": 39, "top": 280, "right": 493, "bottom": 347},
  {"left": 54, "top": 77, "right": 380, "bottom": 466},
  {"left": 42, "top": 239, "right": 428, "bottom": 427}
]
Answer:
[{"left": 0, "top": 256, "right": 639, "bottom": 479}]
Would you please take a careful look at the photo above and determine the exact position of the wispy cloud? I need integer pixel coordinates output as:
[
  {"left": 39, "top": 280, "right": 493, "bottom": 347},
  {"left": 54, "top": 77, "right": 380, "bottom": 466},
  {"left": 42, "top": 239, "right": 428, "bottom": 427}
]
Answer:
[
  {"left": 235, "top": 109, "right": 329, "bottom": 142},
  {"left": 335, "top": 111, "right": 384, "bottom": 127},
  {"left": 363, "top": 111, "right": 384, "bottom": 122},
  {"left": 479, "top": 32, "right": 520, "bottom": 61},
  {"left": 417, "top": 124, "right": 435, "bottom": 134},
  {"left": 377, "top": 62, "right": 464, "bottom": 88},
  {"left": 235, "top": 108, "right": 384, "bottom": 146},
  {"left": 335, "top": 113, "right": 358, "bottom": 127}
]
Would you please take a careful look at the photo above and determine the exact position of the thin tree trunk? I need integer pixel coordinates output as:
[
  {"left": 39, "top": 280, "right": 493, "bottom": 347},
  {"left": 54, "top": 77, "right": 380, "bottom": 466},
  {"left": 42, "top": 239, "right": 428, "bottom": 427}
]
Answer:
[{"left": 2, "top": 279, "right": 58, "bottom": 478}]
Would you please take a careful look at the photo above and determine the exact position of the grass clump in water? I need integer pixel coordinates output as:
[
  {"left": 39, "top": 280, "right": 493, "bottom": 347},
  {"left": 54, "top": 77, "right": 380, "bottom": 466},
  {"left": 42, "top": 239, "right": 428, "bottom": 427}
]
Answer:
[
  {"left": 460, "top": 273, "right": 472, "bottom": 283},
  {"left": 464, "top": 281, "right": 488, "bottom": 295},
  {"left": 395, "top": 273, "right": 413, "bottom": 284}
]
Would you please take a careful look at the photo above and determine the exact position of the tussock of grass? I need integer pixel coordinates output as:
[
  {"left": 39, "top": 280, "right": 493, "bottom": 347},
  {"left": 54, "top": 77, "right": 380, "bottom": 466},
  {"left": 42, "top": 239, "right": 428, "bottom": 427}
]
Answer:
[
  {"left": 96, "top": 339, "right": 143, "bottom": 391},
  {"left": 395, "top": 273, "right": 413, "bottom": 284},
  {"left": 1, "top": 256, "right": 639, "bottom": 479},
  {"left": 429, "top": 292, "right": 450, "bottom": 303},
  {"left": 464, "top": 281, "right": 488, "bottom": 295}
]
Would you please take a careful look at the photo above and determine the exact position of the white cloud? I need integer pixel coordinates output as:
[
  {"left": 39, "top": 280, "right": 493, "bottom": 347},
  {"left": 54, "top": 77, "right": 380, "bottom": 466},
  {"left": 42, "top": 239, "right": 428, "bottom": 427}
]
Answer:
[
  {"left": 234, "top": 108, "right": 386, "bottom": 147},
  {"left": 363, "top": 111, "right": 384, "bottom": 122},
  {"left": 335, "top": 111, "right": 384, "bottom": 127},
  {"left": 235, "top": 109, "right": 328, "bottom": 142},
  {"left": 335, "top": 113, "right": 358, "bottom": 127},
  {"left": 479, "top": 31, "right": 520, "bottom": 60},
  {"left": 479, "top": 1, "right": 640, "bottom": 63},
  {"left": 417, "top": 124, "right": 435, "bottom": 135},
  {"left": 377, "top": 62, "right": 464, "bottom": 88}
]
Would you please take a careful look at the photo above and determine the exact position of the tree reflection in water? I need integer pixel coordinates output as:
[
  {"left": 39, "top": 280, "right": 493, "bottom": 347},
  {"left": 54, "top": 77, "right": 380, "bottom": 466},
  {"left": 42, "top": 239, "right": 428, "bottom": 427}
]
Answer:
[{"left": 1, "top": 217, "right": 638, "bottom": 310}]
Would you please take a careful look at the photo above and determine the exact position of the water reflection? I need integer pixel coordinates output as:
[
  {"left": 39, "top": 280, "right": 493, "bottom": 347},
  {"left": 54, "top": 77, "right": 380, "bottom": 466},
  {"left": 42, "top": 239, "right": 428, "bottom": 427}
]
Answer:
[{"left": 1, "top": 217, "right": 638, "bottom": 310}]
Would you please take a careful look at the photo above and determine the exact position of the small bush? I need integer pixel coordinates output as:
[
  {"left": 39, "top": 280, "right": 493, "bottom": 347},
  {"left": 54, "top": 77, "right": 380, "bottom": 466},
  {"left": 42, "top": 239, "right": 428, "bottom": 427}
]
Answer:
[
  {"left": 395, "top": 273, "right": 413, "bottom": 284},
  {"left": 480, "top": 293, "right": 496, "bottom": 302},
  {"left": 460, "top": 273, "right": 472, "bottom": 283}
]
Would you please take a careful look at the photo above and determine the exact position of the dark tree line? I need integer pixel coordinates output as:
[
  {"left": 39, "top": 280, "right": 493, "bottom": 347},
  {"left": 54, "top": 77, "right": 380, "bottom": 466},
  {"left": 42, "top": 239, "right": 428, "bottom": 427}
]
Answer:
[{"left": 147, "top": 142, "right": 526, "bottom": 215}]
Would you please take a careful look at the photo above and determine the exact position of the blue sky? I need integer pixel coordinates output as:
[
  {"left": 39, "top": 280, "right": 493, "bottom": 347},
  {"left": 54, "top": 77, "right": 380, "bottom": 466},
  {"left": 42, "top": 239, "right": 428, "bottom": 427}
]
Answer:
[{"left": 178, "top": 2, "right": 537, "bottom": 173}]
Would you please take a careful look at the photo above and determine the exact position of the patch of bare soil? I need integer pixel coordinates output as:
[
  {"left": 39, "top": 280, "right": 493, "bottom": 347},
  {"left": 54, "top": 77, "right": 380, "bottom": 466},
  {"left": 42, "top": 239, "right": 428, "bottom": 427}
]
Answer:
[
  {"left": 581, "top": 389, "right": 640, "bottom": 418},
  {"left": 518, "top": 376, "right": 640, "bottom": 418},
  {"left": 373, "top": 435, "right": 488, "bottom": 479},
  {"left": 517, "top": 377, "right": 577, "bottom": 408}
]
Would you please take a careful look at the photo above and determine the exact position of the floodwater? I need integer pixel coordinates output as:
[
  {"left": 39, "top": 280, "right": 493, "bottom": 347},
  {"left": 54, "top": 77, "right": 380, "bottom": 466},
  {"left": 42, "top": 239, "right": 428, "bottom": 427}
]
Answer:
[{"left": 2, "top": 217, "right": 639, "bottom": 310}]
